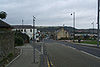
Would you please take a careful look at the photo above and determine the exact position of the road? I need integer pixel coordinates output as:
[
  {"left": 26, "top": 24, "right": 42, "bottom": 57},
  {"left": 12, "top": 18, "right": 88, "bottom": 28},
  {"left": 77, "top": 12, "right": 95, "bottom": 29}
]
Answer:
[
  {"left": 59, "top": 41, "right": 100, "bottom": 58},
  {"left": 44, "top": 39, "right": 100, "bottom": 67}
]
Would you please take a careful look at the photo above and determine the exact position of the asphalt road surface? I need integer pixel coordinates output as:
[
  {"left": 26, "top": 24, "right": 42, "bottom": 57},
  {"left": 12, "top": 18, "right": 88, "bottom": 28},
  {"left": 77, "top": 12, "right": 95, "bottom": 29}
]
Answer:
[
  {"left": 44, "top": 40, "right": 100, "bottom": 67},
  {"left": 59, "top": 41, "right": 100, "bottom": 58}
]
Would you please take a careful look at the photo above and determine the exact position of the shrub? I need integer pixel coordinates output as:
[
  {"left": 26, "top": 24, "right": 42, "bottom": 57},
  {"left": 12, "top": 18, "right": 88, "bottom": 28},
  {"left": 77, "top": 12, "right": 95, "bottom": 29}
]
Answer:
[
  {"left": 7, "top": 53, "right": 13, "bottom": 58},
  {"left": 15, "top": 36, "right": 24, "bottom": 46},
  {"left": 14, "top": 31, "right": 29, "bottom": 43},
  {"left": 59, "top": 37, "right": 69, "bottom": 40}
]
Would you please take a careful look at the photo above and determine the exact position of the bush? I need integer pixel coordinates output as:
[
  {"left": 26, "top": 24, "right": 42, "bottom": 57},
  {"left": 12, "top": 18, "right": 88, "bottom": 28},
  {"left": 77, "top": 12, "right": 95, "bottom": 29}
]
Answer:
[
  {"left": 7, "top": 53, "right": 13, "bottom": 58},
  {"left": 15, "top": 36, "right": 24, "bottom": 46},
  {"left": 59, "top": 37, "right": 69, "bottom": 40},
  {"left": 14, "top": 31, "right": 29, "bottom": 43}
]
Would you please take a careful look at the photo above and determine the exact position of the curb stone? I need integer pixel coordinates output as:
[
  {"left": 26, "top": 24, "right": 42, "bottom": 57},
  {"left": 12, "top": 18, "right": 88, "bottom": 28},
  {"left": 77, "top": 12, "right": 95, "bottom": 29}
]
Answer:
[{"left": 5, "top": 49, "right": 23, "bottom": 67}]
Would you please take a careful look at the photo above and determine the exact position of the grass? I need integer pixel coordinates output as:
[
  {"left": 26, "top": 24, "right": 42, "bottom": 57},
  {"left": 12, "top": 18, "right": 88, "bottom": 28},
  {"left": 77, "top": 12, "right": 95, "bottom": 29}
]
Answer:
[{"left": 80, "top": 40, "right": 99, "bottom": 45}]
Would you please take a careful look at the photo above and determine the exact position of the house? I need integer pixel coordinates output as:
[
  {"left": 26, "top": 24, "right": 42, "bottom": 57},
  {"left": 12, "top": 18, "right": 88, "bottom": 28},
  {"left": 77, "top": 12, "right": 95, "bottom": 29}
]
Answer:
[
  {"left": 0, "top": 20, "right": 12, "bottom": 30},
  {"left": 12, "top": 25, "right": 37, "bottom": 39},
  {"left": 0, "top": 20, "right": 14, "bottom": 62},
  {"left": 56, "top": 28, "right": 70, "bottom": 40}
]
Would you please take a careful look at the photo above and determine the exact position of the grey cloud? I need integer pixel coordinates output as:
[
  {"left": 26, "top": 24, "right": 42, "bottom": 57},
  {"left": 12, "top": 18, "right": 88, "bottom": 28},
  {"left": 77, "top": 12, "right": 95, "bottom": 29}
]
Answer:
[{"left": 0, "top": 0, "right": 98, "bottom": 29}]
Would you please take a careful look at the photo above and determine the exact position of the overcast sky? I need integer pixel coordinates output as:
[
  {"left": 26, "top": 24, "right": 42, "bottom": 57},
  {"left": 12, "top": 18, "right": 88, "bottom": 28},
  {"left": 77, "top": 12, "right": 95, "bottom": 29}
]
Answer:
[{"left": 0, "top": 0, "right": 98, "bottom": 29}]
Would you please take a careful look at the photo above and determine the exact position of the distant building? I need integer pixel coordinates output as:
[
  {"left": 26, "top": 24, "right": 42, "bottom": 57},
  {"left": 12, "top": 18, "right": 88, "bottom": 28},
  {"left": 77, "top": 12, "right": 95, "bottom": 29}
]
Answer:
[
  {"left": 12, "top": 25, "right": 37, "bottom": 39},
  {"left": 56, "top": 28, "right": 70, "bottom": 40},
  {"left": 75, "top": 31, "right": 97, "bottom": 37}
]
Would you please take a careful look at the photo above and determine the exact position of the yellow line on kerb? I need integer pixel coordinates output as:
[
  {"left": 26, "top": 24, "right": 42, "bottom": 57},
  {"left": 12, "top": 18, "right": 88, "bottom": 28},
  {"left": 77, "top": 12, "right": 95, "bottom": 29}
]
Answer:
[
  {"left": 50, "top": 61, "right": 53, "bottom": 66},
  {"left": 47, "top": 57, "right": 53, "bottom": 67},
  {"left": 47, "top": 58, "right": 50, "bottom": 67}
]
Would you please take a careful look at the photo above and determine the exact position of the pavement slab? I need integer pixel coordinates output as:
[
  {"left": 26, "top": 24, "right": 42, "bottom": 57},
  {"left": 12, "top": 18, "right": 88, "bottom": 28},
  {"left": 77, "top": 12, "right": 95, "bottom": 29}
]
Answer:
[{"left": 7, "top": 44, "right": 40, "bottom": 67}]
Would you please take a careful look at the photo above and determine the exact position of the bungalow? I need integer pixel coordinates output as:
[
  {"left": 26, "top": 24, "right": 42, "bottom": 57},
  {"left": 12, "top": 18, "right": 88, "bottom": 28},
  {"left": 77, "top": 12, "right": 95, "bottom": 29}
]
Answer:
[
  {"left": 12, "top": 25, "right": 37, "bottom": 39},
  {"left": 0, "top": 20, "right": 12, "bottom": 30}
]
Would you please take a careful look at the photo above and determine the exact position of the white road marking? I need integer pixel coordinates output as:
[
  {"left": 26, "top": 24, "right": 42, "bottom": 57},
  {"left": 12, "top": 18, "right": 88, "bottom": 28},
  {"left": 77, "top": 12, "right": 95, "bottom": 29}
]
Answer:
[
  {"left": 67, "top": 46, "right": 76, "bottom": 50},
  {"left": 80, "top": 51, "right": 100, "bottom": 60},
  {"left": 61, "top": 44, "right": 100, "bottom": 60}
]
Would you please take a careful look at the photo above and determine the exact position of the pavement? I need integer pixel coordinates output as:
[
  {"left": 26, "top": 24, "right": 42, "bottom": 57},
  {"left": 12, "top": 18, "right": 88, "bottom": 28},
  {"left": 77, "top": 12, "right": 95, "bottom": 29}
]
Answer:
[
  {"left": 44, "top": 40, "right": 100, "bottom": 67},
  {"left": 6, "top": 43, "right": 40, "bottom": 67}
]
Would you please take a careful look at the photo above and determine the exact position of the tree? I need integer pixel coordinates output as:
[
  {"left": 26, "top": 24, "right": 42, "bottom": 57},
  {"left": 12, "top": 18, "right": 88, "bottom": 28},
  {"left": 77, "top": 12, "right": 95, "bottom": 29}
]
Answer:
[{"left": 0, "top": 11, "right": 7, "bottom": 19}]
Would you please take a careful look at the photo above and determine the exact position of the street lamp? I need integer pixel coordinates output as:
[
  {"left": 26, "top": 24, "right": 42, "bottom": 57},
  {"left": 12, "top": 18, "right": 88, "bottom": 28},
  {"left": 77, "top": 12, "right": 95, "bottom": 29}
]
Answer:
[
  {"left": 71, "top": 12, "right": 76, "bottom": 42},
  {"left": 97, "top": 0, "right": 99, "bottom": 47},
  {"left": 22, "top": 19, "right": 24, "bottom": 26},
  {"left": 91, "top": 22, "right": 94, "bottom": 35}
]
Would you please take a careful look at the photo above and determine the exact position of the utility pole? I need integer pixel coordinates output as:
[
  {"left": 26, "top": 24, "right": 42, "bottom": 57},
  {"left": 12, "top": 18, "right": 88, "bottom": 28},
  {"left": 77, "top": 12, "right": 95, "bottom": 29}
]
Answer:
[
  {"left": 71, "top": 12, "right": 75, "bottom": 42},
  {"left": 97, "top": 0, "right": 100, "bottom": 47},
  {"left": 33, "top": 16, "right": 36, "bottom": 63}
]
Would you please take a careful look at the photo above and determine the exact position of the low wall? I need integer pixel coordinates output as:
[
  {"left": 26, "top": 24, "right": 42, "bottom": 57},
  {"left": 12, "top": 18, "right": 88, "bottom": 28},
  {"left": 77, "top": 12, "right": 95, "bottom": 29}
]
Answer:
[{"left": 0, "top": 31, "right": 14, "bottom": 61}]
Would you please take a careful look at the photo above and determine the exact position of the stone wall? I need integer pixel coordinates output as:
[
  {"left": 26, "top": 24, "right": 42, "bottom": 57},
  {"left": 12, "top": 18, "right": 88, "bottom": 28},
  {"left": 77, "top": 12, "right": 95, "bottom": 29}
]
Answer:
[{"left": 0, "top": 31, "right": 14, "bottom": 61}]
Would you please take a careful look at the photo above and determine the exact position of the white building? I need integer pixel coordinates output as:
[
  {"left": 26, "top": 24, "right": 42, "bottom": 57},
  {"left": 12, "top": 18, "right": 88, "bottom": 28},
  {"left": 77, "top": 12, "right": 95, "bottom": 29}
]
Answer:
[{"left": 12, "top": 25, "right": 37, "bottom": 39}]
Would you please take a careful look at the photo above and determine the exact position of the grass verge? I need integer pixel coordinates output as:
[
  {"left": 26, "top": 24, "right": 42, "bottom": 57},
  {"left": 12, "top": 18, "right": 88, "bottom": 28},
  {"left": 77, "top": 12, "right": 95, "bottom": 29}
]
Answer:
[{"left": 80, "top": 40, "right": 99, "bottom": 45}]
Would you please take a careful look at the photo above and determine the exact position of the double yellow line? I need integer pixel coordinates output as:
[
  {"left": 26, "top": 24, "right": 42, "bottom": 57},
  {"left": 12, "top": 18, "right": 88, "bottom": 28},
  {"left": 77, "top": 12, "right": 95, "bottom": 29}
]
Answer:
[{"left": 47, "top": 57, "right": 53, "bottom": 67}]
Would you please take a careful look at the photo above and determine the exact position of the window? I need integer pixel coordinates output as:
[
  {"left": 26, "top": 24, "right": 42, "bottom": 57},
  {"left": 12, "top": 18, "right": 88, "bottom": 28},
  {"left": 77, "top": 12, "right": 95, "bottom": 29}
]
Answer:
[
  {"left": 16, "top": 29, "right": 17, "bottom": 31},
  {"left": 30, "top": 29, "right": 32, "bottom": 32},
  {"left": 21, "top": 29, "right": 23, "bottom": 32},
  {"left": 24, "top": 29, "right": 26, "bottom": 32}
]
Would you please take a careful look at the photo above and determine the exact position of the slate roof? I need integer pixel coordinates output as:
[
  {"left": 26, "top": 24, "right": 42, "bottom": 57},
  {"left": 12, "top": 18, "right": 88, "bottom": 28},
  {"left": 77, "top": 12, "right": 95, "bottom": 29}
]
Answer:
[
  {"left": 0, "top": 20, "right": 12, "bottom": 28},
  {"left": 12, "top": 25, "right": 34, "bottom": 29}
]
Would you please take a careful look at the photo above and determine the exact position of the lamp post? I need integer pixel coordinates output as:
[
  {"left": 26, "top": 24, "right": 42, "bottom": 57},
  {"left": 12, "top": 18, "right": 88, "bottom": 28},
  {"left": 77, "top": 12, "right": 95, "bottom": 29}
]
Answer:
[
  {"left": 91, "top": 22, "right": 94, "bottom": 35},
  {"left": 97, "top": 0, "right": 99, "bottom": 47},
  {"left": 33, "top": 16, "right": 36, "bottom": 63},
  {"left": 22, "top": 19, "right": 24, "bottom": 26},
  {"left": 71, "top": 12, "right": 75, "bottom": 42}
]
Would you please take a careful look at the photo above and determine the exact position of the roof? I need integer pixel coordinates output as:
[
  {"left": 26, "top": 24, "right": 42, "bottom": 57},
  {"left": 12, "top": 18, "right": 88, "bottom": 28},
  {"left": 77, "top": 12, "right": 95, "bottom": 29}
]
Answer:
[
  {"left": 0, "top": 20, "right": 12, "bottom": 28},
  {"left": 12, "top": 25, "right": 34, "bottom": 29}
]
